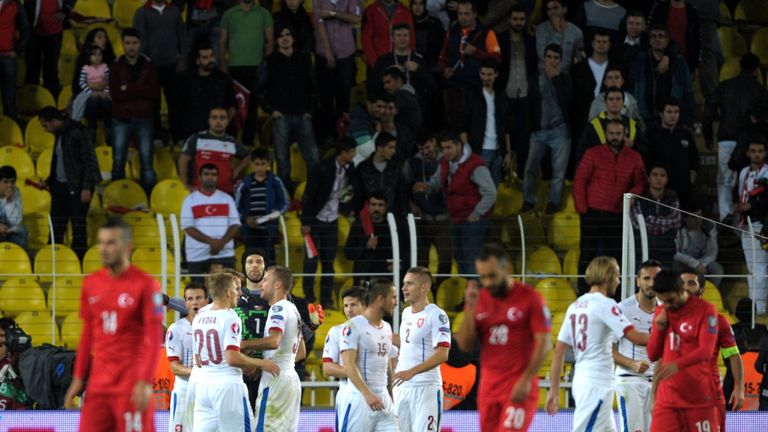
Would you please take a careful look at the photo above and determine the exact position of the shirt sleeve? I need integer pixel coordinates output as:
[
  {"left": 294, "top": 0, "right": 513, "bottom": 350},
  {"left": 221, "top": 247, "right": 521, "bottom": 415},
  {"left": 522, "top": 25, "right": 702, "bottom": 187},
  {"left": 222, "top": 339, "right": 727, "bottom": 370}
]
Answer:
[
  {"left": 227, "top": 195, "right": 241, "bottom": 227},
  {"left": 647, "top": 306, "right": 667, "bottom": 362},
  {"left": 322, "top": 327, "right": 340, "bottom": 362},
  {"left": 598, "top": 299, "right": 635, "bottom": 341},
  {"left": 266, "top": 303, "right": 288, "bottom": 334},
  {"left": 234, "top": 141, "right": 249, "bottom": 159},
  {"left": 224, "top": 313, "right": 243, "bottom": 352},
  {"left": 718, "top": 314, "right": 737, "bottom": 350},
  {"left": 165, "top": 323, "right": 183, "bottom": 362},
  {"left": 529, "top": 292, "right": 552, "bottom": 334},
  {"left": 557, "top": 308, "right": 573, "bottom": 346},
  {"left": 73, "top": 280, "right": 94, "bottom": 380},
  {"left": 340, "top": 321, "right": 360, "bottom": 353},
  {"left": 431, "top": 310, "right": 452, "bottom": 349},
  {"left": 181, "top": 136, "right": 196, "bottom": 157},
  {"left": 180, "top": 196, "right": 194, "bottom": 229}
]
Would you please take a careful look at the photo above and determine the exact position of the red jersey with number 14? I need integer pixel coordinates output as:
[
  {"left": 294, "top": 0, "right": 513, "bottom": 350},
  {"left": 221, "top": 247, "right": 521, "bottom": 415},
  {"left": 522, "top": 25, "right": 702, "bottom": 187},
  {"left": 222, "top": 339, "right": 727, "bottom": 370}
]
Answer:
[
  {"left": 474, "top": 282, "right": 551, "bottom": 400},
  {"left": 74, "top": 265, "right": 164, "bottom": 394},
  {"left": 647, "top": 296, "right": 719, "bottom": 408}
]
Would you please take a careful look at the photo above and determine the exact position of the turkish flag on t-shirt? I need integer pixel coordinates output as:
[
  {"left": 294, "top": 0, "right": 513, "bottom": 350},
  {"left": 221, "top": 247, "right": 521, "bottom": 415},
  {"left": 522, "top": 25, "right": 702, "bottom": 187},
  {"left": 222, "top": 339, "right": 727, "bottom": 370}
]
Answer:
[{"left": 191, "top": 204, "right": 230, "bottom": 219}]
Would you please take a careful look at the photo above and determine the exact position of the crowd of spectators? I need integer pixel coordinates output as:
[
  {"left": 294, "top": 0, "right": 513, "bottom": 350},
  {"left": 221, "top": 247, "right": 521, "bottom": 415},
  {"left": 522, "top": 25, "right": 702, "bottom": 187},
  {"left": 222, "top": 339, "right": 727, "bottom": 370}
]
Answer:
[{"left": 4, "top": 0, "right": 768, "bottom": 313}]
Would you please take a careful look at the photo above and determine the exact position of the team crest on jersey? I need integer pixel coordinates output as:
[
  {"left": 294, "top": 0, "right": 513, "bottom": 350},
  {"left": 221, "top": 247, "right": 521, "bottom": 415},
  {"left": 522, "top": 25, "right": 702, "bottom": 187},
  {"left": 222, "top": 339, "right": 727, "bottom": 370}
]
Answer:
[
  {"left": 417, "top": 318, "right": 425, "bottom": 328},
  {"left": 707, "top": 315, "right": 718, "bottom": 334},
  {"left": 273, "top": 305, "right": 283, "bottom": 312},
  {"left": 167, "top": 329, "right": 173, "bottom": 341},
  {"left": 438, "top": 314, "right": 448, "bottom": 324},
  {"left": 118, "top": 293, "right": 135, "bottom": 308},
  {"left": 232, "top": 322, "right": 240, "bottom": 334},
  {"left": 507, "top": 306, "right": 524, "bottom": 321},
  {"left": 679, "top": 322, "right": 693, "bottom": 334},
  {"left": 342, "top": 326, "right": 352, "bottom": 337}
]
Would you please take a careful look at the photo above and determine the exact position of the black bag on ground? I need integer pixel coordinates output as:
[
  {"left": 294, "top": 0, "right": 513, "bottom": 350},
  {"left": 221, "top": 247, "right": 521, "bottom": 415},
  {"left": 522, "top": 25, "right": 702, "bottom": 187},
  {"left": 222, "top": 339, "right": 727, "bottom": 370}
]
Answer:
[{"left": 18, "top": 344, "right": 76, "bottom": 409}]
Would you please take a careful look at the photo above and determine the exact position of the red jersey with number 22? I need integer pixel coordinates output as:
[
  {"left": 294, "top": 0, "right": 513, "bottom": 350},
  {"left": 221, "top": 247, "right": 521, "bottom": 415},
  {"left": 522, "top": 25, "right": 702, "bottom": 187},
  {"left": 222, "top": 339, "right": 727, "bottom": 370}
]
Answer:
[
  {"left": 647, "top": 296, "right": 719, "bottom": 408},
  {"left": 74, "top": 265, "right": 164, "bottom": 394},
  {"left": 474, "top": 282, "right": 551, "bottom": 400}
]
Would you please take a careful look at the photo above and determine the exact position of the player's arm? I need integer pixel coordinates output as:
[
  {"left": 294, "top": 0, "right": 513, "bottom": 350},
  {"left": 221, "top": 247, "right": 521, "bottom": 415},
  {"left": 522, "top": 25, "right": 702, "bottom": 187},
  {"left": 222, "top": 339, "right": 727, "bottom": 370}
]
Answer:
[
  {"left": 624, "top": 328, "right": 650, "bottom": 346},
  {"left": 169, "top": 360, "right": 192, "bottom": 378},
  {"left": 545, "top": 340, "right": 569, "bottom": 415},
  {"left": 393, "top": 346, "right": 448, "bottom": 386},
  {"left": 455, "top": 282, "right": 480, "bottom": 353},
  {"left": 647, "top": 308, "right": 668, "bottom": 362},
  {"left": 612, "top": 344, "right": 649, "bottom": 374},
  {"left": 243, "top": 329, "right": 282, "bottom": 351},
  {"left": 224, "top": 348, "right": 280, "bottom": 375},
  {"left": 295, "top": 335, "right": 307, "bottom": 363},
  {"left": 322, "top": 361, "right": 347, "bottom": 378},
  {"left": 724, "top": 346, "right": 744, "bottom": 410},
  {"left": 342, "top": 349, "right": 386, "bottom": 411},
  {"left": 511, "top": 331, "right": 550, "bottom": 403}
]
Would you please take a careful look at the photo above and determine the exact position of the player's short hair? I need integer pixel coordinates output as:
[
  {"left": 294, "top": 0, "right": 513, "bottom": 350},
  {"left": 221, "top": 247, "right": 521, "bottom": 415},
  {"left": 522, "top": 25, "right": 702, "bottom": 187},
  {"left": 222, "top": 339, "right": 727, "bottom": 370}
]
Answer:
[
  {"left": 268, "top": 266, "right": 293, "bottom": 293},
  {"left": 341, "top": 286, "right": 365, "bottom": 302},
  {"left": 679, "top": 267, "right": 705, "bottom": 289},
  {"left": 100, "top": 217, "right": 132, "bottom": 242},
  {"left": 184, "top": 281, "right": 207, "bottom": 298},
  {"left": 476, "top": 243, "right": 511, "bottom": 266},
  {"left": 207, "top": 271, "right": 235, "bottom": 299},
  {"left": 584, "top": 256, "right": 619, "bottom": 286},
  {"left": 406, "top": 266, "right": 433, "bottom": 286},
  {"left": 365, "top": 280, "right": 394, "bottom": 306},
  {"left": 221, "top": 268, "right": 244, "bottom": 284},
  {"left": 637, "top": 259, "right": 662, "bottom": 276},
  {"left": 650, "top": 270, "right": 683, "bottom": 294}
]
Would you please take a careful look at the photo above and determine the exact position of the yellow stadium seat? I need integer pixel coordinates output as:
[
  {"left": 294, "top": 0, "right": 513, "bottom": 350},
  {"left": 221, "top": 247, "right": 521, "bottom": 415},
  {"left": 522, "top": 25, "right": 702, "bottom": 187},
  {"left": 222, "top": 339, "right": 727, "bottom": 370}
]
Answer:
[
  {"left": 280, "top": 212, "right": 304, "bottom": 247},
  {"left": 16, "top": 85, "right": 56, "bottom": 119},
  {"left": 734, "top": 0, "right": 768, "bottom": 23},
  {"left": 34, "top": 244, "right": 82, "bottom": 283},
  {"left": 0, "top": 242, "right": 32, "bottom": 279},
  {"left": 750, "top": 28, "right": 768, "bottom": 64},
  {"left": 719, "top": 57, "right": 764, "bottom": 83},
  {"left": 355, "top": 56, "right": 367, "bottom": 85},
  {"left": 0, "top": 115, "right": 23, "bottom": 148},
  {"left": 15, "top": 311, "right": 61, "bottom": 346},
  {"left": 61, "top": 30, "right": 78, "bottom": 56},
  {"left": 519, "top": 246, "right": 561, "bottom": 281},
  {"left": 451, "top": 310, "right": 464, "bottom": 333},
  {"left": 103, "top": 179, "right": 149, "bottom": 212},
  {"left": 0, "top": 277, "right": 47, "bottom": 316},
  {"left": 536, "top": 278, "right": 576, "bottom": 312},
  {"left": 72, "top": 0, "right": 112, "bottom": 21},
  {"left": 25, "top": 115, "right": 56, "bottom": 157},
  {"left": 61, "top": 312, "right": 83, "bottom": 348},
  {"left": 333, "top": 255, "right": 353, "bottom": 283},
  {"left": 703, "top": 281, "right": 726, "bottom": 312},
  {"left": 131, "top": 246, "right": 175, "bottom": 281},
  {"left": 123, "top": 211, "right": 162, "bottom": 248},
  {"left": 0, "top": 146, "right": 35, "bottom": 180},
  {"left": 493, "top": 181, "right": 523, "bottom": 217},
  {"left": 154, "top": 147, "right": 179, "bottom": 181},
  {"left": 293, "top": 181, "right": 306, "bottom": 201},
  {"left": 720, "top": 3, "right": 732, "bottom": 22},
  {"left": 94, "top": 145, "right": 113, "bottom": 182},
  {"left": 36, "top": 148, "right": 53, "bottom": 180},
  {"left": 436, "top": 277, "right": 467, "bottom": 313},
  {"left": 24, "top": 212, "right": 51, "bottom": 250},
  {"left": 47, "top": 276, "right": 84, "bottom": 316},
  {"left": 717, "top": 27, "right": 748, "bottom": 59},
  {"left": 547, "top": 211, "right": 580, "bottom": 251},
  {"left": 563, "top": 193, "right": 576, "bottom": 213},
  {"left": 18, "top": 182, "right": 51, "bottom": 215},
  {"left": 563, "top": 247, "right": 579, "bottom": 286},
  {"left": 519, "top": 211, "right": 547, "bottom": 249},
  {"left": 290, "top": 145, "right": 308, "bottom": 183},
  {"left": 150, "top": 179, "right": 189, "bottom": 215},
  {"left": 57, "top": 86, "right": 73, "bottom": 110},
  {"left": 82, "top": 245, "right": 102, "bottom": 274},
  {"left": 112, "top": 0, "right": 144, "bottom": 28},
  {"left": 337, "top": 216, "right": 351, "bottom": 246}
]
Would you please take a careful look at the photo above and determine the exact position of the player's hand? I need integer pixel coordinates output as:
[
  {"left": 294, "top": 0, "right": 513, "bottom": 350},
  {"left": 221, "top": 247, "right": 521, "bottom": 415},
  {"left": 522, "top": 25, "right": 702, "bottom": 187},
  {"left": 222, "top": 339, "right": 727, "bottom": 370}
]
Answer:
[
  {"left": 655, "top": 361, "right": 679, "bottom": 380},
  {"left": 64, "top": 377, "right": 84, "bottom": 409},
  {"left": 509, "top": 376, "right": 531, "bottom": 403},
  {"left": 632, "top": 360, "right": 650, "bottom": 374},
  {"left": 364, "top": 391, "right": 385, "bottom": 411},
  {"left": 464, "top": 280, "right": 480, "bottom": 311},
  {"left": 308, "top": 303, "right": 325, "bottom": 330},
  {"left": 730, "top": 387, "right": 745, "bottom": 411},
  {"left": 259, "top": 359, "right": 280, "bottom": 376},
  {"left": 393, "top": 368, "right": 417, "bottom": 386},
  {"left": 654, "top": 308, "right": 669, "bottom": 331},
  {"left": 545, "top": 390, "right": 559, "bottom": 415},
  {"left": 131, "top": 380, "right": 153, "bottom": 411}
]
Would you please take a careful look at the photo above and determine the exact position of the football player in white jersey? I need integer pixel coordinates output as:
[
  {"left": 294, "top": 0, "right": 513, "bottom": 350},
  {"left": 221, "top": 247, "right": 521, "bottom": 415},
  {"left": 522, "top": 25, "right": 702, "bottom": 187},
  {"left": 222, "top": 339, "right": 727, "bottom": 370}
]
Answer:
[
  {"left": 393, "top": 267, "right": 451, "bottom": 432},
  {"left": 165, "top": 282, "right": 208, "bottom": 432},
  {"left": 322, "top": 286, "right": 366, "bottom": 430},
  {"left": 612, "top": 260, "right": 661, "bottom": 432},
  {"left": 253, "top": 266, "right": 306, "bottom": 432},
  {"left": 547, "top": 257, "right": 650, "bottom": 432},
  {"left": 191, "top": 271, "right": 279, "bottom": 432},
  {"left": 340, "top": 280, "right": 400, "bottom": 431}
]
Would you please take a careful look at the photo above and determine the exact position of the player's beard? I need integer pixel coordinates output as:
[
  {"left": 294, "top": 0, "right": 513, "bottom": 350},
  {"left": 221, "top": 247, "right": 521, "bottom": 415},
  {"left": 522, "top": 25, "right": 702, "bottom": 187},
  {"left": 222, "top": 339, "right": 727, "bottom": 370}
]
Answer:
[
  {"left": 246, "top": 269, "right": 265, "bottom": 285},
  {"left": 488, "top": 280, "right": 507, "bottom": 298}
]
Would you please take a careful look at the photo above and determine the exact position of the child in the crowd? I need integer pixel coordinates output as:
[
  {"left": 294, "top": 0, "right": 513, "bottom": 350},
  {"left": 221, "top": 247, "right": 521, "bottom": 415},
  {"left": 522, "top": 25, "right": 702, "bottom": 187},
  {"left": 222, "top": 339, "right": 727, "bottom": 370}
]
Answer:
[{"left": 76, "top": 45, "right": 112, "bottom": 137}]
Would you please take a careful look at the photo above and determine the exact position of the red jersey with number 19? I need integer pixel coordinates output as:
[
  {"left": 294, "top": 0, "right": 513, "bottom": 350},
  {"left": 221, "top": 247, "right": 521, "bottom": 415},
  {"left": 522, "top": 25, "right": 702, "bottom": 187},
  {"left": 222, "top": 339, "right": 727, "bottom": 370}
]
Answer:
[
  {"left": 474, "top": 283, "right": 551, "bottom": 400},
  {"left": 74, "top": 266, "right": 164, "bottom": 394},
  {"left": 647, "top": 296, "right": 719, "bottom": 408}
]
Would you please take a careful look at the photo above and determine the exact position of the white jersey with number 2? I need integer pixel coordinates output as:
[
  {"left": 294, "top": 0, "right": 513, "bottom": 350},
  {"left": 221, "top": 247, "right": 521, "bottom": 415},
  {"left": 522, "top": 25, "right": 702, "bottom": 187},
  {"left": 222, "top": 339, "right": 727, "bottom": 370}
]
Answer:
[{"left": 396, "top": 304, "right": 451, "bottom": 387}]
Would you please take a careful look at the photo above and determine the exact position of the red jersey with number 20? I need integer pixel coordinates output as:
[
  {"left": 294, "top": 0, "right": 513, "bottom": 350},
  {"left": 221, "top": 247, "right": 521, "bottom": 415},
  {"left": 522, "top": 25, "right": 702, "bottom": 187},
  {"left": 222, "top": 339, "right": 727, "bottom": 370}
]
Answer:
[
  {"left": 474, "top": 282, "right": 551, "bottom": 400},
  {"left": 74, "top": 265, "right": 164, "bottom": 394},
  {"left": 647, "top": 296, "right": 719, "bottom": 408}
]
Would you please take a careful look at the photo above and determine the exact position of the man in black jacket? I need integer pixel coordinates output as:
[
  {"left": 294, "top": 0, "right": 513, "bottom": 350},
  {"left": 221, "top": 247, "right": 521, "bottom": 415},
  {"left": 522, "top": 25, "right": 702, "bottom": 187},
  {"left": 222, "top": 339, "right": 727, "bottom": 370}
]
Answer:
[
  {"left": 648, "top": 0, "right": 701, "bottom": 73},
  {"left": 39, "top": 106, "right": 101, "bottom": 258},
  {"left": 457, "top": 58, "right": 510, "bottom": 184},
  {"left": 344, "top": 191, "right": 393, "bottom": 286},
  {"left": 300, "top": 137, "right": 356, "bottom": 308},
  {"left": 569, "top": 29, "right": 616, "bottom": 143},
  {"left": 522, "top": 43, "right": 571, "bottom": 214},
  {"left": 704, "top": 53, "right": 768, "bottom": 224},
  {"left": 352, "top": 132, "right": 405, "bottom": 215},
  {"left": 369, "top": 23, "right": 436, "bottom": 104}
]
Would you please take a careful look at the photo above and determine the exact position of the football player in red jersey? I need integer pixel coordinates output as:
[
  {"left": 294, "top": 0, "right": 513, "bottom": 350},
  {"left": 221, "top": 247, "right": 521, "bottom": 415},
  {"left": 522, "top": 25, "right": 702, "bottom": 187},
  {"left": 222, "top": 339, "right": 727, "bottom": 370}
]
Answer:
[
  {"left": 680, "top": 267, "right": 744, "bottom": 431},
  {"left": 64, "top": 218, "right": 165, "bottom": 432},
  {"left": 648, "top": 270, "right": 720, "bottom": 432},
  {"left": 456, "top": 243, "right": 551, "bottom": 431}
]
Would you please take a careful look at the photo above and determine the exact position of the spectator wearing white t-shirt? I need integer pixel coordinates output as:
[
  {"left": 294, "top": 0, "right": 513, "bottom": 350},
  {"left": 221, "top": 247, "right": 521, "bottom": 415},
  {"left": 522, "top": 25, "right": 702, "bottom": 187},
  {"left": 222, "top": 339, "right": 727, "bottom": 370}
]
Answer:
[{"left": 181, "top": 163, "right": 241, "bottom": 281}]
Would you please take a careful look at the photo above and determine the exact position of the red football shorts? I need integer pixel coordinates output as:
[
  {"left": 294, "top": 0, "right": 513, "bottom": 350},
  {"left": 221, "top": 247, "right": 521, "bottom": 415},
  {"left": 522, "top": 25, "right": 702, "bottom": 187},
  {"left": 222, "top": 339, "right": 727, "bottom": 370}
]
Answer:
[
  {"left": 80, "top": 392, "right": 155, "bottom": 432},
  {"left": 651, "top": 404, "right": 719, "bottom": 432},
  {"left": 478, "top": 390, "right": 538, "bottom": 432}
]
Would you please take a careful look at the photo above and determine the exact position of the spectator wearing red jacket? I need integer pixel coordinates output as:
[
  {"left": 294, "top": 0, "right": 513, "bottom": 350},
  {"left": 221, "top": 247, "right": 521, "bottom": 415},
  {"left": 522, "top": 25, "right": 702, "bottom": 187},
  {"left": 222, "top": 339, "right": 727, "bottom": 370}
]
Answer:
[
  {"left": 0, "top": 0, "right": 30, "bottom": 121},
  {"left": 361, "top": 0, "right": 414, "bottom": 67},
  {"left": 573, "top": 119, "right": 645, "bottom": 296}
]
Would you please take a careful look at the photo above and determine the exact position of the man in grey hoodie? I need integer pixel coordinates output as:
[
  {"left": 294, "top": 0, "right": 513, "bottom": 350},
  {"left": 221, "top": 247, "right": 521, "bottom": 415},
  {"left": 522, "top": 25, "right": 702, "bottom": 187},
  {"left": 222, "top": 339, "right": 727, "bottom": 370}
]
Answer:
[{"left": 0, "top": 166, "right": 26, "bottom": 249}]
